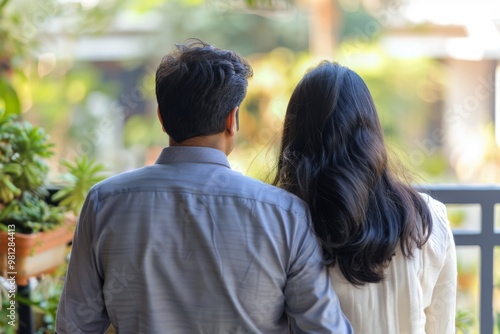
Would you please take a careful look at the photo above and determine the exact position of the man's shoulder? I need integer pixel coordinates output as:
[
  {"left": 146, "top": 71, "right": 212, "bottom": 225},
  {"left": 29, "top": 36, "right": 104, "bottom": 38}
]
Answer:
[
  {"left": 89, "top": 166, "right": 155, "bottom": 196},
  {"left": 226, "top": 170, "right": 309, "bottom": 215}
]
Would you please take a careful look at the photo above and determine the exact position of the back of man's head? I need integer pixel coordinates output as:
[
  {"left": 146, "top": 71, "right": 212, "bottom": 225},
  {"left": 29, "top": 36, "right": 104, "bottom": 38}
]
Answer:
[{"left": 155, "top": 39, "right": 253, "bottom": 143}]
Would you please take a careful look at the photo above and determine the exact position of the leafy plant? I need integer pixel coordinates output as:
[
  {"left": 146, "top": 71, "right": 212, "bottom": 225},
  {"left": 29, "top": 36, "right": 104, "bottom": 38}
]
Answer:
[
  {"left": 0, "top": 74, "right": 21, "bottom": 117},
  {"left": 0, "top": 109, "right": 64, "bottom": 233},
  {"left": 0, "top": 193, "right": 64, "bottom": 233},
  {"left": 455, "top": 308, "right": 475, "bottom": 334},
  {"left": 0, "top": 110, "right": 54, "bottom": 198},
  {"left": 51, "top": 156, "right": 106, "bottom": 216},
  {"left": 0, "top": 161, "right": 21, "bottom": 203},
  {"left": 0, "top": 108, "right": 106, "bottom": 233}
]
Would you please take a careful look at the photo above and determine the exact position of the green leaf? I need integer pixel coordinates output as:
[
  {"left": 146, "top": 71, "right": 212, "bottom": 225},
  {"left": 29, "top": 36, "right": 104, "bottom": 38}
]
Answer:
[
  {"left": 0, "top": 76, "right": 21, "bottom": 116},
  {"left": 52, "top": 155, "right": 106, "bottom": 215},
  {"left": 455, "top": 308, "right": 475, "bottom": 333}
]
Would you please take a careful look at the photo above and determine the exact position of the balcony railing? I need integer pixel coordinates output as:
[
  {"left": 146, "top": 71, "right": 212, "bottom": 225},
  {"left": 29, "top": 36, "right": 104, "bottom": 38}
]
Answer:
[{"left": 424, "top": 185, "right": 500, "bottom": 334}]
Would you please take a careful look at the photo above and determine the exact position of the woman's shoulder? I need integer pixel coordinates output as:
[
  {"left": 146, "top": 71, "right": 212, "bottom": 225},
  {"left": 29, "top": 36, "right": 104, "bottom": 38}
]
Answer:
[
  {"left": 417, "top": 191, "right": 454, "bottom": 262},
  {"left": 418, "top": 192, "right": 448, "bottom": 219}
]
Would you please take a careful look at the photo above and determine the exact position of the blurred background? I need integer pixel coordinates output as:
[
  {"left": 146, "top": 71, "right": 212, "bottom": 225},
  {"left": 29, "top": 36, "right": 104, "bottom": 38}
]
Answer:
[{"left": 1, "top": 0, "right": 500, "bottom": 332}]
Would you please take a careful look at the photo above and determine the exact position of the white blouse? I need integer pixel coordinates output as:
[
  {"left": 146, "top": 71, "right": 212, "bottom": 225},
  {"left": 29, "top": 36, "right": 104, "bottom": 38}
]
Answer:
[{"left": 330, "top": 193, "right": 457, "bottom": 334}]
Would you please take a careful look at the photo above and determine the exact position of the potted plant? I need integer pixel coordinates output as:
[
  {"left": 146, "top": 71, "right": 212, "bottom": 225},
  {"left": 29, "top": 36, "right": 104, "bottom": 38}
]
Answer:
[{"left": 0, "top": 109, "right": 105, "bottom": 286}]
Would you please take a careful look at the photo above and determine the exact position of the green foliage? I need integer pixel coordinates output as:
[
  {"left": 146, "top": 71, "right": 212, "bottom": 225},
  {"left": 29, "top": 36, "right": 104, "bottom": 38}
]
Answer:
[
  {"left": 0, "top": 75, "right": 21, "bottom": 116},
  {"left": 455, "top": 308, "right": 475, "bottom": 333},
  {"left": 0, "top": 110, "right": 54, "bottom": 204},
  {"left": 496, "top": 311, "right": 500, "bottom": 334},
  {"left": 0, "top": 193, "right": 64, "bottom": 233},
  {"left": 0, "top": 105, "right": 105, "bottom": 234},
  {"left": 0, "top": 112, "right": 106, "bottom": 232},
  {"left": 0, "top": 161, "right": 22, "bottom": 203},
  {"left": 51, "top": 156, "right": 106, "bottom": 216},
  {"left": 0, "top": 109, "right": 64, "bottom": 233}
]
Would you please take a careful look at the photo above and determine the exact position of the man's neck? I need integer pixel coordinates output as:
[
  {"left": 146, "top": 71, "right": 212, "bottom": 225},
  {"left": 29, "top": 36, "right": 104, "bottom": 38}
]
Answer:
[{"left": 169, "top": 134, "right": 231, "bottom": 156}]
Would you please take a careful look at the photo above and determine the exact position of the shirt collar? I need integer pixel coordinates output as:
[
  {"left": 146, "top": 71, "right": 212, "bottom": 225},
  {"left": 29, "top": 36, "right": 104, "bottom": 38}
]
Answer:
[{"left": 155, "top": 146, "right": 231, "bottom": 169}]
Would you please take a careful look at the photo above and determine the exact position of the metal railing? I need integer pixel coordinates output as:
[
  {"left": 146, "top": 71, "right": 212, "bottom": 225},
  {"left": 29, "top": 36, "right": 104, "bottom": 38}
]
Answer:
[{"left": 424, "top": 185, "right": 500, "bottom": 334}]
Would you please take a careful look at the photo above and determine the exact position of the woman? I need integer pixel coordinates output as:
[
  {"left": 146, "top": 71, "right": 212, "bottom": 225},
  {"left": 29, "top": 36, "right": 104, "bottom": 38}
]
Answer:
[{"left": 274, "top": 61, "right": 457, "bottom": 333}]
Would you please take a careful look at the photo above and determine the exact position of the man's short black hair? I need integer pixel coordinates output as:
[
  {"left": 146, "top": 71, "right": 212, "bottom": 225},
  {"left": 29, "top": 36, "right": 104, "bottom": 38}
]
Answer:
[{"left": 155, "top": 39, "right": 253, "bottom": 143}]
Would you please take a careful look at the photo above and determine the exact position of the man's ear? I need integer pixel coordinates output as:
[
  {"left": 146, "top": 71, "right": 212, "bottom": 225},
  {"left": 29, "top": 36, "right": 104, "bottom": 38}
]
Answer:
[
  {"left": 157, "top": 106, "right": 166, "bottom": 133},
  {"left": 225, "top": 107, "right": 238, "bottom": 136}
]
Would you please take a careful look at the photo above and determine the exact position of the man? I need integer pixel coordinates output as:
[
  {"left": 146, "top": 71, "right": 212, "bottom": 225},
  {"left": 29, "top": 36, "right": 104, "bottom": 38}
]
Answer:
[{"left": 56, "top": 39, "right": 352, "bottom": 333}]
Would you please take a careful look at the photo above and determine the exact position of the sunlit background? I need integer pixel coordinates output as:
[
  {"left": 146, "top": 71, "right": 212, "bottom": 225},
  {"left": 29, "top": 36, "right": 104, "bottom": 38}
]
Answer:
[{"left": 1, "top": 0, "right": 500, "bottom": 332}]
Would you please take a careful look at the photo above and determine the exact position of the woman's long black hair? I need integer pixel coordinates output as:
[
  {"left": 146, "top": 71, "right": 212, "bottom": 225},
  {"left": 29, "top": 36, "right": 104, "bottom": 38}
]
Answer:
[{"left": 273, "top": 61, "right": 432, "bottom": 285}]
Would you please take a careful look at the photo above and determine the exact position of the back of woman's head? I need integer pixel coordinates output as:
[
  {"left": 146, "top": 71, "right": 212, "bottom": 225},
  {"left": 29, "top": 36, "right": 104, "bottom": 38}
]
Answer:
[{"left": 274, "top": 61, "right": 432, "bottom": 285}]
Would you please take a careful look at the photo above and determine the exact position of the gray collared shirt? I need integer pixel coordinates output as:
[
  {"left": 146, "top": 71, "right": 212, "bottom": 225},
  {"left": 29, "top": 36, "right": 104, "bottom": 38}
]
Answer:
[{"left": 56, "top": 146, "right": 352, "bottom": 334}]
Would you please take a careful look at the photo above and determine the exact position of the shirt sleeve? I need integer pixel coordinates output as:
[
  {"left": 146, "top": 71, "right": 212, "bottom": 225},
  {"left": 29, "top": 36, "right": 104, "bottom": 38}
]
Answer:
[
  {"left": 424, "top": 199, "right": 458, "bottom": 334},
  {"left": 56, "top": 189, "right": 111, "bottom": 334},
  {"left": 284, "top": 212, "right": 353, "bottom": 334}
]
